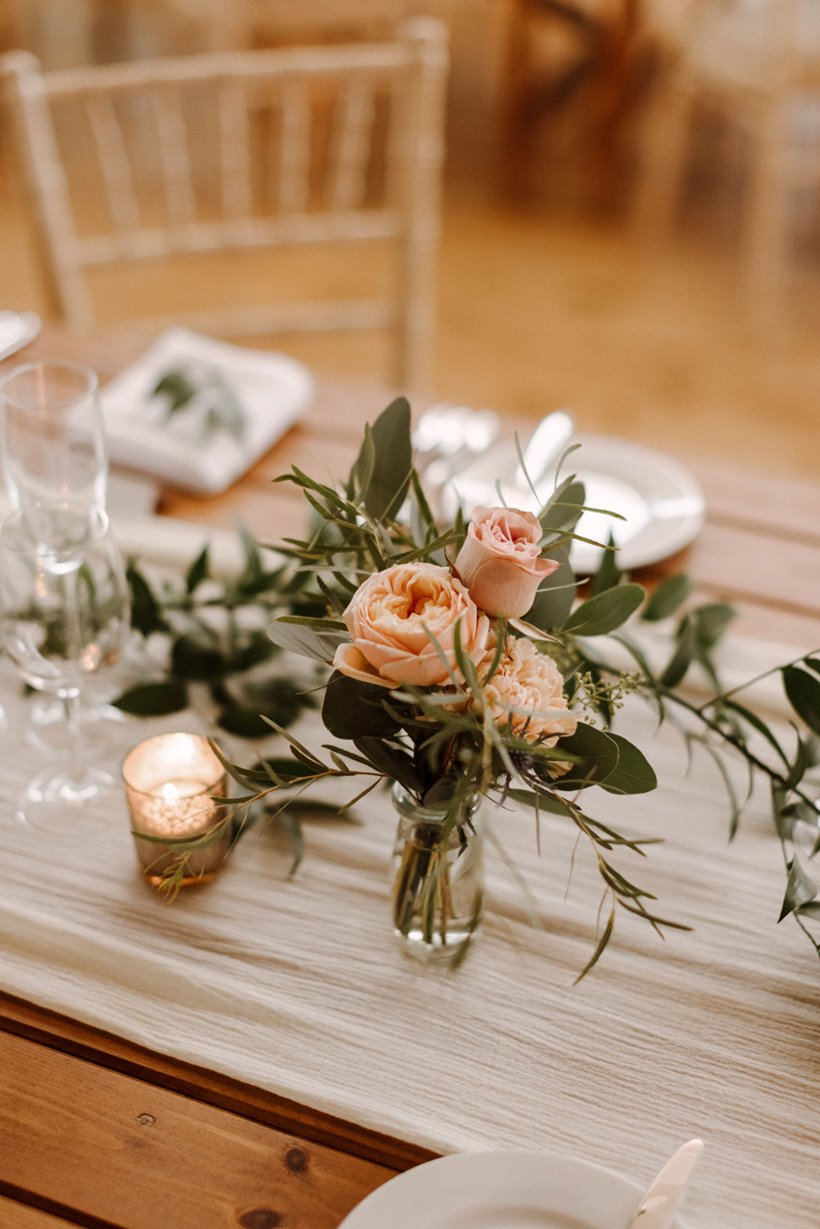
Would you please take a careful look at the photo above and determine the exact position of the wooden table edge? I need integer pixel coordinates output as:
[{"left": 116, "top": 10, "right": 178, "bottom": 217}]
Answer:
[{"left": 0, "top": 990, "right": 436, "bottom": 1173}]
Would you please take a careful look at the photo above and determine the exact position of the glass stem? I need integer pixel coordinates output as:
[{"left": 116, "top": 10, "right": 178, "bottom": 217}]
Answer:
[
  {"left": 60, "top": 688, "right": 86, "bottom": 784},
  {"left": 58, "top": 564, "right": 86, "bottom": 782}
]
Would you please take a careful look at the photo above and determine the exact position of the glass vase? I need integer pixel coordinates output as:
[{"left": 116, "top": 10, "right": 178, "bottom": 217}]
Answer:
[{"left": 390, "top": 781, "right": 484, "bottom": 964}]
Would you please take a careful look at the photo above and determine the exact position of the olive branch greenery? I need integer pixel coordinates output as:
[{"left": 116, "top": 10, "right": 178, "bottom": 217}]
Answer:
[{"left": 117, "top": 396, "right": 819, "bottom": 974}]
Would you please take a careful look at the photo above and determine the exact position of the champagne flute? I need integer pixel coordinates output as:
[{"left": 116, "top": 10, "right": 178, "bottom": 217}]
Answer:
[
  {"left": 0, "top": 361, "right": 111, "bottom": 741},
  {"left": 0, "top": 508, "right": 131, "bottom": 833},
  {"left": 0, "top": 360, "right": 107, "bottom": 529}
]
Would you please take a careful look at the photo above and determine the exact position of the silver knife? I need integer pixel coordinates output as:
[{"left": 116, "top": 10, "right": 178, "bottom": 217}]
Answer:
[{"left": 627, "top": 1139, "right": 704, "bottom": 1229}]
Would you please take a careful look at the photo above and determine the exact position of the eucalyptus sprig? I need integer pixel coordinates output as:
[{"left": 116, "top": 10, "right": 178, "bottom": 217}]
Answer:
[
  {"left": 113, "top": 526, "right": 319, "bottom": 738},
  {"left": 578, "top": 565, "right": 820, "bottom": 956}
]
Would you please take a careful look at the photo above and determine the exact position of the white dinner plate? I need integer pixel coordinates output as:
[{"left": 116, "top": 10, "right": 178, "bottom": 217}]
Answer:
[
  {"left": 338, "top": 1150, "right": 689, "bottom": 1229},
  {"left": 447, "top": 434, "right": 705, "bottom": 575}
]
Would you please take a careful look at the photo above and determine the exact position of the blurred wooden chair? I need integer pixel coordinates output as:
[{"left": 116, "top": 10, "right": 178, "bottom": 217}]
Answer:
[
  {"left": 632, "top": 0, "right": 820, "bottom": 313},
  {"left": 177, "top": 0, "right": 411, "bottom": 51},
  {"left": 497, "top": 0, "right": 650, "bottom": 207},
  {"left": 0, "top": 18, "right": 448, "bottom": 391}
]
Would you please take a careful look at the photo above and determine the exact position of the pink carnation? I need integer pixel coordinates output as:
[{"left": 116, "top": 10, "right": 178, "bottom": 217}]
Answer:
[{"left": 482, "top": 637, "right": 577, "bottom": 745}]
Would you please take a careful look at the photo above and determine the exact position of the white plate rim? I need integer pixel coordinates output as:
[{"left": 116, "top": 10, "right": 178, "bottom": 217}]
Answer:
[
  {"left": 449, "top": 431, "right": 706, "bottom": 573},
  {"left": 338, "top": 1148, "right": 689, "bottom": 1229},
  {"left": 567, "top": 433, "right": 705, "bottom": 567}
]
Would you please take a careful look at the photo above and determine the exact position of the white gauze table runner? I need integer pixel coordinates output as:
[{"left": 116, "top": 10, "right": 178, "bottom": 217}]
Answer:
[{"left": 0, "top": 622, "right": 818, "bottom": 1229}]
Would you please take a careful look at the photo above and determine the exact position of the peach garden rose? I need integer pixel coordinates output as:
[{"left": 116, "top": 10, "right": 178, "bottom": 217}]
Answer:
[
  {"left": 454, "top": 505, "right": 558, "bottom": 619},
  {"left": 333, "top": 561, "right": 491, "bottom": 690}
]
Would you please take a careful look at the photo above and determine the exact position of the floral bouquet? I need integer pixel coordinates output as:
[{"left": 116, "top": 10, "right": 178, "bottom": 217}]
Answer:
[
  {"left": 124, "top": 397, "right": 818, "bottom": 975},
  {"left": 220, "top": 398, "right": 688, "bottom": 975}
]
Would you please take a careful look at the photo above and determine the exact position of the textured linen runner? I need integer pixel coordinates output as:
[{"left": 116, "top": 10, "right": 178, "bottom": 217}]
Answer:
[{"left": 0, "top": 641, "right": 818, "bottom": 1229}]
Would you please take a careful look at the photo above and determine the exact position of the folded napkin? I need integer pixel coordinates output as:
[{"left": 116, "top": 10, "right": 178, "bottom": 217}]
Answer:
[{"left": 99, "top": 328, "right": 314, "bottom": 494}]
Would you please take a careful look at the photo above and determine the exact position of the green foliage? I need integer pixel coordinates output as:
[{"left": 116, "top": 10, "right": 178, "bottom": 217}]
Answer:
[
  {"left": 113, "top": 532, "right": 315, "bottom": 736},
  {"left": 782, "top": 665, "right": 820, "bottom": 736},
  {"left": 526, "top": 546, "right": 574, "bottom": 631},
  {"left": 349, "top": 396, "right": 413, "bottom": 520},
  {"left": 588, "top": 532, "right": 621, "bottom": 597},
  {"left": 562, "top": 584, "right": 645, "bottom": 636},
  {"left": 322, "top": 671, "right": 403, "bottom": 739},
  {"left": 642, "top": 574, "right": 693, "bottom": 621},
  {"left": 152, "top": 365, "right": 247, "bottom": 442}
]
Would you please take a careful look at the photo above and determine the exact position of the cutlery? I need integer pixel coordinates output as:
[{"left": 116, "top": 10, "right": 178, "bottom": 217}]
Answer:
[
  {"left": 0, "top": 310, "right": 41, "bottom": 362},
  {"left": 413, "top": 403, "right": 500, "bottom": 482},
  {"left": 627, "top": 1139, "right": 704, "bottom": 1229},
  {"left": 514, "top": 408, "right": 575, "bottom": 490}
]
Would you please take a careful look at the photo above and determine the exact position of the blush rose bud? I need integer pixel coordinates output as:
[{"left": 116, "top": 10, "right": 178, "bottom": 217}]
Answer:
[{"left": 454, "top": 506, "right": 559, "bottom": 619}]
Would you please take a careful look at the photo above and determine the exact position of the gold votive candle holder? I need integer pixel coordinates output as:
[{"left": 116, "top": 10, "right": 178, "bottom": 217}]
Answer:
[{"left": 122, "top": 733, "right": 231, "bottom": 889}]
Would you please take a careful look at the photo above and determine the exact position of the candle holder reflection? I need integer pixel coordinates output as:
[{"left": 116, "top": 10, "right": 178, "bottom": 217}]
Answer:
[{"left": 122, "top": 733, "right": 232, "bottom": 891}]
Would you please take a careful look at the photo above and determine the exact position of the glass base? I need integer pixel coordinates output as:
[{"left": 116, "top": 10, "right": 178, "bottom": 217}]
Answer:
[
  {"left": 16, "top": 765, "right": 116, "bottom": 834},
  {"left": 395, "top": 921, "right": 482, "bottom": 964},
  {"left": 26, "top": 694, "right": 127, "bottom": 755}
]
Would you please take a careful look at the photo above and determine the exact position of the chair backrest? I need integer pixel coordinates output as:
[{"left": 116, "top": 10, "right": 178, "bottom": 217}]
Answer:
[{"left": 0, "top": 18, "right": 448, "bottom": 392}]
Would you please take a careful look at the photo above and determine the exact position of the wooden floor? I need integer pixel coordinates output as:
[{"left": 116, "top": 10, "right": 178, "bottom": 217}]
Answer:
[{"left": 1, "top": 148, "right": 818, "bottom": 482}]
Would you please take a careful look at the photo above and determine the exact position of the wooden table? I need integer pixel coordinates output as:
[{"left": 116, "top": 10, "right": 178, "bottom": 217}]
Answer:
[{"left": 1, "top": 330, "right": 818, "bottom": 1228}]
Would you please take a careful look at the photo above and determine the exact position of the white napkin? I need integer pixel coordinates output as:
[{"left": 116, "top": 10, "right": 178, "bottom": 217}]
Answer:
[{"left": 99, "top": 328, "right": 313, "bottom": 495}]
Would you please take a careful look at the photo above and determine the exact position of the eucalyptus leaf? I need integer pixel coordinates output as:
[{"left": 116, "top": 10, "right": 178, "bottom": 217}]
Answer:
[
  {"left": 126, "top": 564, "right": 166, "bottom": 637},
  {"left": 589, "top": 533, "right": 621, "bottom": 597},
  {"left": 183, "top": 545, "right": 209, "bottom": 593},
  {"left": 112, "top": 679, "right": 189, "bottom": 716},
  {"left": 778, "top": 857, "right": 818, "bottom": 922},
  {"left": 783, "top": 665, "right": 820, "bottom": 736},
  {"left": 171, "top": 633, "right": 223, "bottom": 681},
  {"left": 550, "top": 723, "right": 620, "bottom": 790},
  {"left": 692, "top": 602, "right": 736, "bottom": 650},
  {"left": 784, "top": 734, "right": 809, "bottom": 791},
  {"left": 539, "top": 477, "right": 586, "bottom": 539},
  {"left": 505, "top": 787, "right": 573, "bottom": 817},
  {"left": 597, "top": 732, "right": 657, "bottom": 795},
  {"left": 267, "top": 617, "right": 346, "bottom": 662},
  {"left": 354, "top": 735, "right": 421, "bottom": 794},
  {"left": 322, "top": 671, "right": 402, "bottom": 739},
  {"left": 354, "top": 397, "right": 412, "bottom": 520},
  {"left": 642, "top": 574, "right": 693, "bottom": 621},
  {"left": 661, "top": 614, "right": 696, "bottom": 687},
  {"left": 526, "top": 546, "right": 574, "bottom": 632},
  {"left": 562, "top": 583, "right": 644, "bottom": 636}
]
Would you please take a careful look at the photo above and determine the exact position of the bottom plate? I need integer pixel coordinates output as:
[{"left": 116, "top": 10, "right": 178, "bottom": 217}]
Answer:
[{"left": 339, "top": 1149, "right": 687, "bottom": 1229}]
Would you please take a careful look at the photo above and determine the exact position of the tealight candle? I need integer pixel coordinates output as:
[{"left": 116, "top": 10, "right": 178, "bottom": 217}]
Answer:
[{"left": 122, "top": 732, "right": 231, "bottom": 888}]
